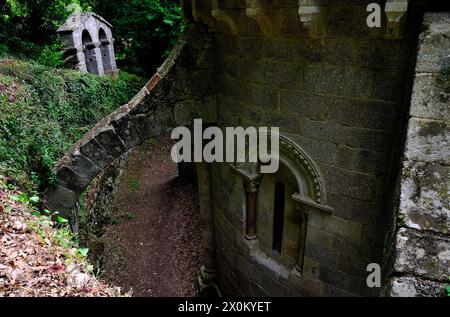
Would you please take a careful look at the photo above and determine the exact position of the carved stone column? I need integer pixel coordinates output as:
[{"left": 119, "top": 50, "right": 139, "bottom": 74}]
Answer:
[
  {"left": 93, "top": 42, "right": 105, "bottom": 75},
  {"left": 294, "top": 204, "right": 309, "bottom": 274},
  {"left": 244, "top": 177, "right": 260, "bottom": 240}
]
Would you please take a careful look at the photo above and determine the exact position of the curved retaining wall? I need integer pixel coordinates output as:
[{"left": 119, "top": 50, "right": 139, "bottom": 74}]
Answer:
[{"left": 44, "top": 24, "right": 216, "bottom": 217}]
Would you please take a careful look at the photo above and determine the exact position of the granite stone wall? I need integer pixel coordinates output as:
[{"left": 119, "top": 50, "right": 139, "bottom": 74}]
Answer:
[
  {"left": 207, "top": 0, "right": 418, "bottom": 297},
  {"left": 385, "top": 12, "right": 450, "bottom": 297}
]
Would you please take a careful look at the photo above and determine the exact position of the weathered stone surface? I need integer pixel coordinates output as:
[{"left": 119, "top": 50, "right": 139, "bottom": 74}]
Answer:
[
  {"left": 324, "top": 216, "right": 363, "bottom": 241},
  {"left": 319, "top": 265, "right": 348, "bottom": 291},
  {"left": 57, "top": 12, "right": 118, "bottom": 76},
  {"left": 320, "top": 164, "right": 377, "bottom": 202},
  {"left": 322, "top": 284, "right": 355, "bottom": 297},
  {"left": 93, "top": 129, "right": 127, "bottom": 159},
  {"left": 342, "top": 127, "right": 390, "bottom": 153},
  {"left": 273, "top": 7, "right": 308, "bottom": 37},
  {"left": 240, "top": 59, "right": 303, "bottom": 89},
  {"left": 404, "top": 118, "right": 450, "bottom": 163},
  {"left": 305, "top": 241, "right": 338, "bottom": 268},
  {"left": 399, "top": 161, "right": 449, "bottom": 233},
  {"left": 332, "top": 236, "right": 364, "bottom": 257},
  {"left": 327, "top": 5, "right": 383, "bottom": 39},
  {"left": 302, "top": 256, "right": 320, "bottom": 279},
  {"left": 56, "top": 166, "right": 90, "bottom": 193},
  {"left": 415, "top": 13, "right": 450, "bottom": 73},
  {"left": 48, "top": 4, "right": 450, "bottom": 298},
  {"left": 191, "top": 96, "right": 218, "bottom": 124},
  {"left": 79, "top": 138, "right": 114, "bottom": 169},
  {"left": 410, "top": 74, "right": 449, "bottom": 120},
  {"left": 238, "top": 82, "right": 279, "bottom": 111},
  {"left": 281, "top": 91, "right": 394, "bottom": 131},
  {"left": 394, "top": 228, "right": 450, "bottom": 282},
  {"left": 327, "top": 192, "right": 378, "bottom": 225},
  {"left": 304, "top": 65, "right": 373, "bottom": 98},
  {"left": 288, "top": 134, "right": 338, "bottom": 165},
  {"left": 337, "top": 254, "right": 364, "bottom": 277},
  {"left": 336, "top": 146, "right": 387, "bottom": 176},
  {"left": 388, "top": 276, "right": 447, "bottom": 297},
  {"left": 307, "top": 226, "right": 333, "bottom": 249},
  {"left": 65, "top": 153, "right": 102, "bottom": 181},
  {"left": 372, "top": 68, "right": 408, "bottom": 103},
  {"left": 45, "top": 185, "right": 79, "bottom": 215},
  {"left": 111, "top": 113, "right": 144, "bottom": 149}
]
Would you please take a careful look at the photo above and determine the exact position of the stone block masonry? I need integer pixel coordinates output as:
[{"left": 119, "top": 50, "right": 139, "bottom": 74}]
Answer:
[
  {"left": 385, "top": 12, "right": 450, "bottom": 297},
  {"left": 58, "top": 13, "right": 118, "bottom": 75},
  {"left": 209, "top": 0, "right": 417, "bottom": 297}
]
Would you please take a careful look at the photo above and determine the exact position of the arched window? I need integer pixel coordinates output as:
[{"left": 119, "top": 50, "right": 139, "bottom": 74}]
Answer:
[
  {"left": 272, "top": 182, "right": 285, "bottom": 255},
  {"left": 242, "top": 134, "right": 333, "bottom": 273},
  {"left": 82, "top": 30, "right": 99, "bottom": 74},
  {"left": 99, "top": 28, "right": 113, "bottom": 74}
]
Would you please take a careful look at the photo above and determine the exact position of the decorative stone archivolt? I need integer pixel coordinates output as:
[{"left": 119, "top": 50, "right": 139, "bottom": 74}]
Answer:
[
  {"left": 278, "top": 135, "right": 330, "bottom": 211},
  {"left": 385, "top": 0, "right": 410, "bottom": 39},
  {"left": 298, "top": 0, "right": 328, "bottom": 39},
  {"left": 245, "top": 0, "right": 274, "bottom": 36},
  {"left": 231, "top": 133, "right": 332, "bottom": 275},
  {"left": 230, "top": 133, "right": 333, "bottom": 241},
  {"left": 211, "top": 0, "right": 239, "bottom": 34}
]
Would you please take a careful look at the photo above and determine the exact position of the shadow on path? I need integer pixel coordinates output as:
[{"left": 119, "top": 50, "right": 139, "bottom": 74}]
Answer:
[{"left": 96, "top": 136, "right": 203, "bottom": 297}]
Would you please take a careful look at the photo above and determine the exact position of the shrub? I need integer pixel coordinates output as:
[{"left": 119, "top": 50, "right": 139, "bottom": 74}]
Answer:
[
  {"left": 36, "top": 44, "right": 65, "bottom": 68},
  {"left": 0, "top": 58, "right": 145, "bottom": 190}
]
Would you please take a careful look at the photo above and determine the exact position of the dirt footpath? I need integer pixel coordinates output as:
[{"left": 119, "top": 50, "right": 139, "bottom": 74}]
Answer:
[{"left": 98, "top": 137, "right": 203, "bottom": 297}]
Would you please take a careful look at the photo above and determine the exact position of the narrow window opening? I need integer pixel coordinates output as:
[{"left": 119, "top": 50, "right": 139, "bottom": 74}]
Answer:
[{"left": 272, "top": 182, "right": 285, "bottom": 255}]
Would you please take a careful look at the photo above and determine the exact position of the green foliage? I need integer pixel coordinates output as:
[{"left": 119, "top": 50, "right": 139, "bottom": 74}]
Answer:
[
  {"left": 8, "top": 192, "right": 40, "bottom": 206},
  {"left": 75, "top": 0, "right": 184, "bottom": 76},
  {"left": 0, "top": 0, "right": 183, "bottom": 76},
  {"left": 0, "top": 58, "right": 145, "bottom": 190},
  {"left": 28, "top": 212, "right": 90, "bottom": 261},
  {"left": 446, "top": 278, "right": 450, "bottom": 297},
  {"left": 36, "top": 43, "right": 65, "bottom": 68},
  {"left": 0, "top": 1, "right": 87, "bottom": 59}
]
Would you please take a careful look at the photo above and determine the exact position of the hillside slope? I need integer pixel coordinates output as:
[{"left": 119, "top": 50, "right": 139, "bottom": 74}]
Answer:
[
  {"left": 0, "top": 177, "right": 123, "bottom": 297},
  {"left": 0, "top": 58, "right": 145, "bottom": 190}
]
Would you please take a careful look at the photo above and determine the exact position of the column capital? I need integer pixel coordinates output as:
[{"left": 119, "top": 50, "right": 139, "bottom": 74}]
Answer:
[{"left": 244, "top": 176, "right": 261, "bottom": 193}]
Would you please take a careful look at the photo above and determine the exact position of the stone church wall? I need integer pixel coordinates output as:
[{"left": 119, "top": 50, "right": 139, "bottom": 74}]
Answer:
[{"left": 208, "top": 0, "right": 418, "bottom": 296}]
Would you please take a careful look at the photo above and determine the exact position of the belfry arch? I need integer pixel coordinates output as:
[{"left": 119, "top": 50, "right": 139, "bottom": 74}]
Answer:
[
  {"left": 99, "top": 28, "right": 113, "bottom": 74},
  {"left": 82, "top": 30, "right": 99, "bottom": 74}
]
